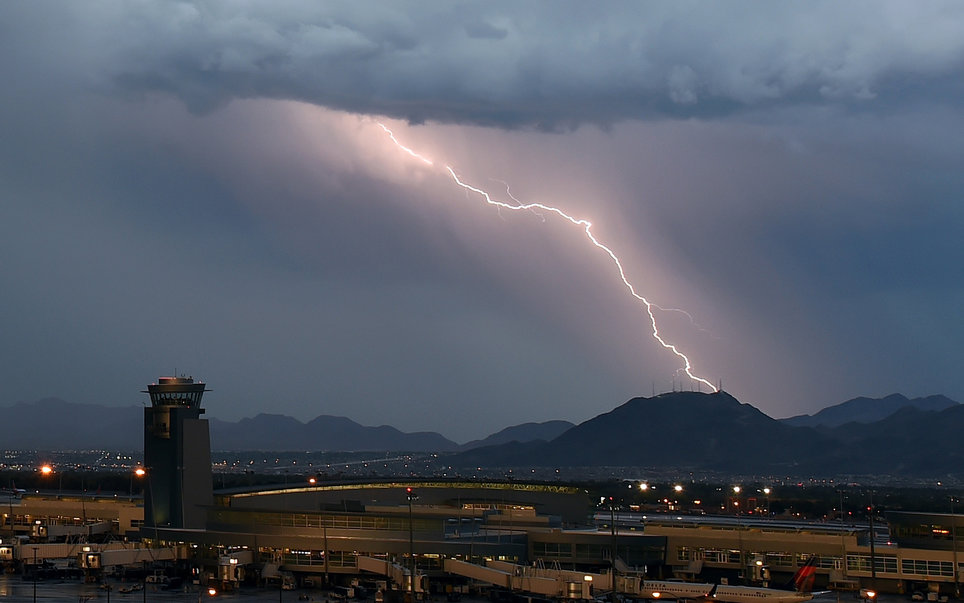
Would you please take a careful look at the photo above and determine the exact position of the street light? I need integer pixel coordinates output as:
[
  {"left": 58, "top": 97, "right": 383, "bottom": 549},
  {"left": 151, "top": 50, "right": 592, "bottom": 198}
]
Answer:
[
  {"left": 407, "top": 487, "right": 418, "bottom": 601},
  {"left": 40, "top": 465, "right": 62, "bottom": 498},
  {"left": 608, "top": 496, "right": 618, "bottom": 577},
  {"left": 868, "top": 492, "right": 877, "bottom": 592},
  {"left": 130, "top": 468, "right": 146, "bottom": 502},
  {"left": 763, "top": 488, "right": 771, "bottom": 517},
  {"left": 951, "top": 496, "right": 960, "bottom": 599},
  {"left": 733, "top": 486, "right": 744, "bottom": 575}
]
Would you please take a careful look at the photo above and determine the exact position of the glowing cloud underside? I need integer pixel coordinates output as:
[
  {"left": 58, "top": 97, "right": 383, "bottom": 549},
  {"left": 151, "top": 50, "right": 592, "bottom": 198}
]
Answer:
[{"left": 377, "top": 123, "right": 716, "bottom": 392}]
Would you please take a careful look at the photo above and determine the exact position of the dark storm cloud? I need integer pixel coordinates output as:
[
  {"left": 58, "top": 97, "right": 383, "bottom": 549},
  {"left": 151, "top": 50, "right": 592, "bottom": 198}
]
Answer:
[
  {"left": 2, "top": 1, "right": 963, "bottom": 440},
  {"left": 10, "top": 2, "right": 964, "bottom": 127}
]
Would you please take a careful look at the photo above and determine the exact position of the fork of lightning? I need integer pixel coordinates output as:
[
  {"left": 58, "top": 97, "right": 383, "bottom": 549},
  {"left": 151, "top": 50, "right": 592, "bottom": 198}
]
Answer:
[{"left": 377, "top": 122, "right": 716, "bottom": 392}]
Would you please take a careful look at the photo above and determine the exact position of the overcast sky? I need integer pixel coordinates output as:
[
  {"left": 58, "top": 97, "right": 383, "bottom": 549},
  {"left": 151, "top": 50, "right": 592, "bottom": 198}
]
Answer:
[{"left": 2, "top": 2, "right": 962, "bottom": 442}]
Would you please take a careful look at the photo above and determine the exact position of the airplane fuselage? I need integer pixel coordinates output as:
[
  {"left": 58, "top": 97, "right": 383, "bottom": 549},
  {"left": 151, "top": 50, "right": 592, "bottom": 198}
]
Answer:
[{"left": 642, "top": 581, "right": 814, "bottom": 603}]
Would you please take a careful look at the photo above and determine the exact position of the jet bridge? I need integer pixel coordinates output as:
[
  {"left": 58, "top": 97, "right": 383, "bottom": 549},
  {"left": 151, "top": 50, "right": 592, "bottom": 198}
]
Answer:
[
  {"left": 357, "top": 556, "right": 427, "bottom": 593},
  {"left": 443, "top": 559, "right": 600, "bottom": 599}
]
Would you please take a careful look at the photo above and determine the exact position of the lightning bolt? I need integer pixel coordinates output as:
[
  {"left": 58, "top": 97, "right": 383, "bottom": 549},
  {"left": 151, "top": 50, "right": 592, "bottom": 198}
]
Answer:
[
  {"left": 377, "top": 123, "right": 433, "bottom": 166},
  {"left": 377, "top": 123, "right": 717, "bottom": 392}
]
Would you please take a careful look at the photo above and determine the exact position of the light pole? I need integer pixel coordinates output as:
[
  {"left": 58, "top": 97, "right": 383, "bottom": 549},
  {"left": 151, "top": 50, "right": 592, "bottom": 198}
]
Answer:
[
  {"left": 308, "top": 477, "right": 329, "bottom": 587},
  {"left": 407, "top": 487, "right": 418, "bottom": 601},
  {"left": 609, "top": 497, "right": 617, "bottom": 578},
  {"left": 951, "top": 496, "right": 960, "bottom": 599},
  {"left": 868, "top": 492, "right": 877, "bottom": 592},
  {"left": 130, "top": 468, "right": 146, "bottom": 502},
  {"left": 40, "top": 465, "right": 61, "bottom": 499},
  {"left": 733, "top": 486, "right": 743, "bottom": 579},
  {"left": 763, "top": 488, "right": 771, "bottom": 518},
  {"left": 282, "top": 469, "right": 289, "bottom": 514}
]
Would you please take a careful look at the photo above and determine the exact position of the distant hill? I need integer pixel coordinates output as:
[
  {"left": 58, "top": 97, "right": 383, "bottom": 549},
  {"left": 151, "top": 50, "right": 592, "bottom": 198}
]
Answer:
[
  {"left": 449, "top": 391, "right": 964, "bottom": 479},
  {"left": 459, "top": 420, "right": 574, "bottom": 451},
  {"left": 782, "top": 394, "right": 959, "bottom": 428},
  {"left": 0, "top": 399, "right": 458, "bottom": 452},
  {"left": 209, "top": 414, "right": 458, "bottom": 451},
  {"left": 454, "top": 391, "right": 832, "bottom": 473},
  {"left": 0, "top": 397, "right": 144, "bottom": 449},
  {"left": 533, "top": 391, "right": 830, "bottom": 471},
  {"left": 816, "top": 404, "right": 964, "bottom": 475}
]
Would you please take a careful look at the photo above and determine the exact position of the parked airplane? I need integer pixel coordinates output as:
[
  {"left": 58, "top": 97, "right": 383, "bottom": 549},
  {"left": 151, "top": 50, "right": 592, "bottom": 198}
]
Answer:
[
  {"left": 1, "top": 481, "right": 26, "bottom": 497},
  {"left": 639, "top": 558, "right": 821, "bottom": 603}
]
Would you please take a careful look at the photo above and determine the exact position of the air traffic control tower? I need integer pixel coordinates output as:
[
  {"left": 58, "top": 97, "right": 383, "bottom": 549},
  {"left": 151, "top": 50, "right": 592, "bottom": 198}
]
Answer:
[{"left": 143, "top": 376, "right": 213, "bottom": 530}]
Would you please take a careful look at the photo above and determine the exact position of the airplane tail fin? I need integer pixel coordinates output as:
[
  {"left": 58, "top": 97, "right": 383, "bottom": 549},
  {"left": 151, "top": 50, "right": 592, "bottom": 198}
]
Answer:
[{"left": 790, "top": 557, "right": 818, "bottom": 593}]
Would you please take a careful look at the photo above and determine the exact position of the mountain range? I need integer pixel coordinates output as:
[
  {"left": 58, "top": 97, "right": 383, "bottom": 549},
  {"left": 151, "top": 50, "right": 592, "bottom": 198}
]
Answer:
[
  {"left": 1, "top": 392, "right": 958, "bottom": 477},
  {"left": 449, "top": 391, "right": 964, "bottom": 477},
  {"left": 782, "top": 393, "right": 959, "bottom": 428},
  {"left": 0, "top": 398, "right": 571, "bottom": 452}
]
